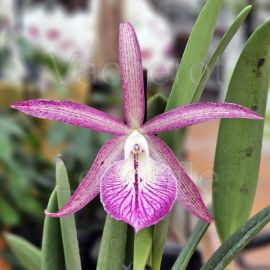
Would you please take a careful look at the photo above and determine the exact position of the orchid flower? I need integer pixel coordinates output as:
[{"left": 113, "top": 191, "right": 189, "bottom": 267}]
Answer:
[{"left": 11, "top": 23, "right": 262, "bottom": 232}]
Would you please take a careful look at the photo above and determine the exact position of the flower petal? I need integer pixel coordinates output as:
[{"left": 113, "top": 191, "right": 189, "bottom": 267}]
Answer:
[
  {"left": 45, "top": 136, "right": 126, "bottom": 217},
  {"left": 11, "top": 99, "right": 129, "bottom": 135},
  {"left": 119, "top": 23, "right": 145, "bottom": 128},
  {"left": 141, "top": 102, "right": 263, "bottom": 134},
  {"left": 100, "top": 152, "right": 177, "bottom": 232},
  {"left": 146, "top": 135, "right": 212, "bottom": 222}
]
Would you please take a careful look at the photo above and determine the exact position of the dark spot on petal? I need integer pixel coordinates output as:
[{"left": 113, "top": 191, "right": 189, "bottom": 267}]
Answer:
[
  {"left": 100, "top": 161, "right": 104, "bottom": 165},
  {"left": 257, "top": 58, "right": 265, "bottom": 68}
]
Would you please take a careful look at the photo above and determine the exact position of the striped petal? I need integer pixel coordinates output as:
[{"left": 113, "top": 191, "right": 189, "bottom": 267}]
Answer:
[
  {"left": 100, "top": 152, "right": 177, "bottom": 232},
  {"left": 141, "top": 102, "right": 263, "bottom": 134},
  {"left": 146, "top": 135, "right": 212, "bottom": 223},
  {"left": 45, "top": 136, "right": 125, "bottom": 217},
  {"left": 119, "top": 23, "right": 145, "bottom": 128},
  {"left": 11, "top": 99, "right": 129, "bottom": 135}
]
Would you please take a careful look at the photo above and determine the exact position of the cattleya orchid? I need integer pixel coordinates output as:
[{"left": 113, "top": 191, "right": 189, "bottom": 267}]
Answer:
[{"left": 11, "top": 23, "right": 262, "bottom": 232}]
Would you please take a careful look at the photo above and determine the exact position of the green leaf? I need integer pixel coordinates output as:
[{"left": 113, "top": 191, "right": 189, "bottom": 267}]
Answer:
[
  {"left": 0, "top": 196, "right": 20, "bottom": 226},
  {"left": 167, "top": 0, "right": 223, "bottom": 110},
  {"left": 153, "top": 0, "right": 224, "bottom": 267},
  {"left": 5, "top": 233, "right": 41, "bottom": 270},
  {"left": 201, "top": 205, "right": 270, "bottom": 270},
  {"left": 172, "top": 221, "right": 210, "bottom": 270},
  {"left": 0, "top": 117, "right": 25, "bottom": 137},
  {"left": 41, "top": 189, "right": 66, "bottom": 270},
  {"left": 0, "top": 132, "right": 12, "bottom": 163},
  {"left": 17, "top": 37, "right": 68, "bottom": 79},
  {"left": 151, "top": 216, "right": 170, "bottom": 270},
  {"left": 134, "top": 227, "right": 154, "bottom": 270},
  {"left": 97, "top": 215, "right": 127, "bottom": 270},
  {"left": 213, "top": 21, "right": 270, "bottom": 241},
  {"left": 147, "top": 93, "right": 167, "bottom": 120},
  {"left": 56, "top": 157, "right": 81, "bottom": 270},
  {"left": 192, "top": 5, "right": 252, "bottom": 102}
]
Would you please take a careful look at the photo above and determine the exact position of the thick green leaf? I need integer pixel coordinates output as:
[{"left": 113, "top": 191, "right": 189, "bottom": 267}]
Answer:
[
  {"left": 0, "top": 117, "right": 25, "bottom": 137},
  {"left": 152, "top": 216, "right": 170, "bottom": 270},
  {"left": 213, "top": 21, "right": 270, "bottom": 241},
  {"left": 192, "top": 5, "right": 252, "bottom": 102},
  {"left": 147, "top": 93, "right": 167, "bottom": 120},
  {"left": 162, "top": 0, "right": 223, "bottom": 151},
  {"left": 153, "top": 0, "right": 223, "bottom": 267},
  {"left": 201, "top": 205, "right": 270, "bottom": 270},
  {"left": 97, "top": 215, "right": 127, "bottom": 270},
  {"left": 134, "top": 227, "right": 154, "bottom": 270},
  {"left": 171, "top": 221, "right": 210, "bottom": 270},
  {"left": 41, "top": 189, "right": 66, "bottom": 270},
  {"left": 5, "top": 233, "right": 41, "bottom": 270},
  {"left": 56, "top": 157, "right": 81, "bottom": 270},
  {"left": 0, "top": 133, "right": 12, "bottom": 163},
  {"left": 167, "top": 0, "right": 223, "bottom": 109},
  {"left": 0, "top": 196, "right": 20, "bottom": 226}
]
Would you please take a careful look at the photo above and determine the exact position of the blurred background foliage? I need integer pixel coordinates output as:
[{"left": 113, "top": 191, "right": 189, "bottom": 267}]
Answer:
[{"left": 0, "top": 0, "right": 269, "bottom": 269}]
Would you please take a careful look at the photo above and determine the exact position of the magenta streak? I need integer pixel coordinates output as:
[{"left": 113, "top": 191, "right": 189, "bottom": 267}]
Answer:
[
  {"left": 144, "top": 185, "right": 171, "bottom": 203},
  {"left": 143, "top": 188, "right": 164, "bottom": 211},
  {"left": 105, "top": 186, "right": 130, "bottom": 204},
  {"left": 104, "top": 183, "right": 128, "bottom": 193},
  {"left": 150, "top": 185, "right": 173, "bottom": 198},
  {"left": 140, "top": 191, "right": 157, "bottom": 217},
  {"left": 134, "top": 153, "right": 139, "bottom": 213},
  {"left": 138, "top": 192, "right": 150, "bottom": 217},
  {"left": 121, "top": 194, "right": 133, "bottom": 219},
  {"left": 101, "top": 186, "right": 126, "bottom": 200},
  {"left": 145, "top": 188, "right": 167, "bottom": 209},
  {"left": 118, "top": 189, "right": 132, "bottom": 210}
]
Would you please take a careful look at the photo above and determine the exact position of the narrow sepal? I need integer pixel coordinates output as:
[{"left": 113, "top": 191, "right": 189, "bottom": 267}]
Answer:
[
  {"left": 146, "top": 135, "right": 212, "bottom": 222},
  {"left": 141, "top": 102, "right": 263, "bottom": 134},
  {"left": 11, "top": 99, "right": 129, "bottom": 135},
  {"left": 119, "top": 23, "right": 145, "bottom": 128}
]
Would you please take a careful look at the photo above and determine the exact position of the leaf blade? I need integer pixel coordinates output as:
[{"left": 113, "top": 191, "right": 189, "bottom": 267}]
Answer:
[
  {"left": 171, "top": 221, "right": 210, "bottom": 270},
  {"left": 41, "top": 189, "right": 66, "bottom": 270},
  {"left": 97, "top": 215, "right": 127, "bottom": 270},
  {"left": 192, "top": 5, "right": 252, "bottom": 103},
  {"left": 134, "top": 227, "right": 154, "bottom": 270},
  {"left": 152, "top": 216, "right": 170, "bottom": 270},
  {"left": 5, "top": 233, "right": 41, "bottom": 270},
  {"left": 56, "top": 157, "right": 81, "bottom": 270},
  {"left": 167, "top": 0, "right": 223, "bottom": 110},
  {"left": 213, "top": 21, "right": 270, "bottom": 241},
  {"left": 201, "top": 205, "right": 270, "bottom": 270}
]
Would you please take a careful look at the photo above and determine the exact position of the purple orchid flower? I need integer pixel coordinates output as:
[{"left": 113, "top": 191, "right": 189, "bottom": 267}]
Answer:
[{"left": 11, "top": 23, "right": 262, "bottom": 232}]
